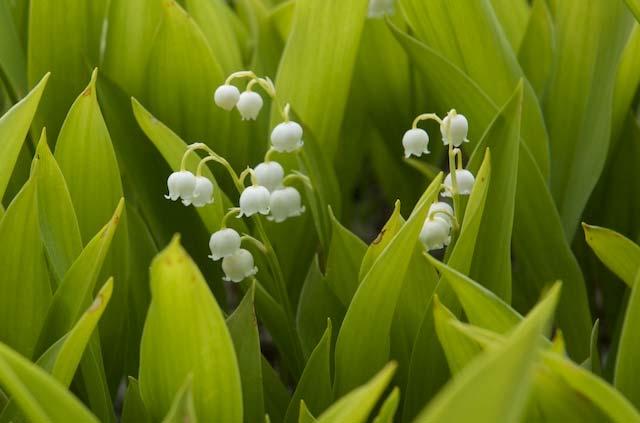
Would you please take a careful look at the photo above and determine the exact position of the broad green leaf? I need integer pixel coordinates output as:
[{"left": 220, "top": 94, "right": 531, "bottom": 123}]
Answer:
[
  {"left": 397, "top": 0, "right": 549, "bottom": 177},
  {"left": 627, "top": 0, "right": 640, "bottom": 20},
  {"left": 614, "top": 270, "right": 640, "bottom": 408},
  {"left": 298, "top": 401, "right": 317, "bottom": 423},
  {"left": 543, "top": 0, "right": 633, "bottom": 238},
  {"left": 296, "top": 257, "right": 344, "bottom": 356},
  {"left": 0, "top": 0, "right": 26, "bottom": 99},
  {"left": 467, "top": 82, "right": 522, "bottom": 301},
  {"left": 139, "top": 236, "right": 243, "bottom": 423},
  {"left": 324, "top": 210, "right": 367, "bottom": 307},
  {"left": 0, "top": 73, "right": 47, "bottom": 201},
  {"left": 122, "top": 378, "right": 151, "bottom": 423},
  {"left": 334, "top": 174, "right": 442, "bottom": 396},
  {"left": 285, "top": 321, "right": 333, "bottom": 423},
  {"left": 588, "top": 320, "right": 602, "bottom": 376},
  {"left": 611, "top": 25, "right": 640, "bottom": 145},
  {"left": 318, "top": 363, "right": 396, "bottom": 423},
  {"left": 489, "top": 0, "right": 528, "bottom": 49},
  {"left": 517, "top": 0, "right": 555, "bottom": 98},
  {"left": 227, "top": 283, "right": 265, "bottom": 423},
  {"left": 143, "top": 1, "right": 232, "bottom": 161},
  {"left": 0, "top": 341, "right": 98, "bottom": 422},
  {"left": 273, "top": 0, "right": 369, "bottom": 157},
  {"left": 583, "top": 223, "right": 640, "bottom": 287},
  {"left": 28, "top": 0, "right": 90, "bottom": 139},
  {"left": 413, "top": 285, "right": 560, "bottom": 423},
  {"left": 102, "top": 0, "right": 162, "bottom": 97},
  {"left": 54, "top": 69, "right": 130, "bottom": 390},
  {"left": 372, "top": 387, "right": 400, "bottom": 423},
  {"left": 34, "top": 130, "right": 82, "bottom": 284},
  {"left": 262, "top": 356, "right": 291, "bottom": 423},
  {"left": 162, "top": 375, "right": 198, "bottom": 423},
  {"left": 358, "top": 201, "right": 403, "bottom": 281},
  {"left": 131, "top": 97, "right": 225, "bottom": 231},
  {"left": 0, "top": 174, "right": 50, "bottom": 358}
]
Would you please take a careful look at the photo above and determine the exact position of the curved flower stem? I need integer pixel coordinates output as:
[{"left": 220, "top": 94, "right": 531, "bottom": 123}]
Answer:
[
  {"left": 283, "top": 172, "right": 313, "bottom": 190},
  {"left": 224, "top": 70, "right": 257, "bottom": 85},
  {"left": 448, "top": 143, "right": 462, "bottom": 227},
  {"left": 264, "top": 147, "right": 277, "bottom": 162},
  {"left": 452, "top": 148, "right": 463, "bottom": 170},
  {"left": 221, "top": 208, "right": 241, "bottom": 228},
  {"left": 238, "top": 167, "right": 258, "bottom": 187},
  {"left": 186, "top": 143, "right": 245, "bottom": 192},
  {"left": 428, "top": 210, "right": 459, "bottom": 231},
  {"left": 241, "top": 234, "right": 268, "bottom": 253},
  {"left": 412, "top": 113, "right": 443, "bottom": 129}
]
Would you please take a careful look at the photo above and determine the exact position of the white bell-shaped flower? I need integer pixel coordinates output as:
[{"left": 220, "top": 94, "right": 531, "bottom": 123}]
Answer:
[
  {"left": 239, "top": 185, "right": 271, "bottom": 217},
  {"left": 420, "top": 217, "right": 451, "bottom": 251},
  {"left": 214, "top": 84, "right": 240, "bottom": 111},
  {"left": 254, "top": 161, "right": 284, "bottom": 192},
  {"left": 402, "top": 128, "right": 430, "bottom": 158},
  {"left": 236, "top": 91, "right": 263, "bottom": 120},
  {"left": 428, "top": 201, "right": 454, "bottom": 226},
  {"left": 208, "top": 228, "right": 241, "bottom": 261},
  {"left": 222, "top": 248, "right": 258, "bottom": 283},
  {"left": 270, "top": 121, "right": 303, "bottom": 152},
  {"left": 268, "top": 186, "right": 305, "bottom": 223},
  {"left": 442, "top": 169, "right": 475, "bottom": 197},
  {"left": 165, "top": 171, "right": 196, "bottom": 202},
  {"left": 441, "top": 113, "right": 469, "bottom": 147},
  {"left": 185, "top": 176, "right": 214, "bottom": 207}
]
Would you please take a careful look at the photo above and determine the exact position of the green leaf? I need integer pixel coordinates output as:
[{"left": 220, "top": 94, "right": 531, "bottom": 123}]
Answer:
[
  {"left": 0, "top": 73, "right": 48, "bottom": 201},
  {"left": 122, "top": 378, "right": 151, "bottom": 423},
  {"left": 413, "top": 285, "right": 560, "bottom": 423},
  {"left": 543, "top": 0, "right": 633, "bottom": 237},
  {"left": 397, "top": 0, "right": 550, "bottom": 177},
  {"left": 262, "top": 356, "right": 291, "bottom": 423},
  {"left": 273, "top": 0, "right": 369, "bottom": 157},
  {"left": 34, "top": 129, "right": 82, "bottom": 284},
  {"left": 489, "top": 0, "right": 528, "bottom": 49},
  {"left": 131, "top": 97, "right": 226, "bottom": 231},
  {"left": 467, "top": 81, "right": 523, "bottom": 301},
  {"left": 583, "top": 223, "right": 640, "bottom": 287},
  {"left": 0, "top": 174, "right": 50, "bottom": 358},
  {"left": 227, "top": 283, "right": 265, "bottom": 423},
  {"left": 333, "top": 174, "right": 442, "bottom": 396},
  {"left": 162, "top": 375, "right": 199, "bottom": 423},
  {"left": 102, "top": 0, "right": 162, "bottom": 97},
  {"left": 358, "top": 201, "right": 403, "bottom": 281},
  {"left": 612, "top": 25, "right": 640, "bottom": 147},
  {"left": 372, "top": 387, "right": 400, "bottom": 423},
  {"left": 627, "top": 0, "right": 640, "bottom": 20},
  {"left": 0, "top": 0, "right": 26, "bottom": 99},
  {"left": 139, "top": 236, "right": 243, "bottom": 423},
  {"left": 28, "top": 0, "right": 91, "bottom": 139},
  {"left": 298, "top": 401, "right": 317, "bottom": 423},
  {"left": 517, "top": 0, "right": 555, "bottom": 98},
  {"left": 614, "top": 269, "right": 640, "bottom": 408},
  {"left": 285, "top": 321, "right": 333, "bottom": 423},
  {"left": 0, "top": 341, "right": 99, "bottom": 422},
  {"left": 318, "top": 363, "right": 396, "bottom": 423}
]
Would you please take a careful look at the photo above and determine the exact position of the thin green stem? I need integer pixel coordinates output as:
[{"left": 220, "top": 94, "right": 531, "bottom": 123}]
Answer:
[
  {"left": 224, "top": 70, "right": 256, "bottom": 85},
  {"left": 412, "top": 112, "right": 443, "bottom": 129},
  {"left": 448, "top": 143, "right": 462, "bottom": 226},
  {"left": 283, "top": 172, "right": 312, "bottom": 189},
  {"left": 221, "top": 208, "right": 241, "bottom": 228},
  {"left": 241, "top": 234, "right": 268, "bottom": 253}
]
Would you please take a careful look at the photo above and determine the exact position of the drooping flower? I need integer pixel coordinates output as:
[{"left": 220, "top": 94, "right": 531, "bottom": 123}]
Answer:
[
  {"left": 236, "top": 91, "right": 263, "bottom": 120},
  {"left": 239, "top": 185, "right": 271, "bottom": 217},
  {"left": 214, "top": 84, "right": 240, "bottom": 111},
  {"left": 428, "top": 201, "right": 454, "bottom": 226},
  {"left": 270, "top": 121, "right": 304, "bottom": 152},
  {"left": 185, "top": 176, "right": 214, "bottom": 207},
  {"left": 440, "top": 112, "right": 469, "bottom": 147},
  {"left": 222, "top": 248, "right": 258, "bottom": 282},
  {"left": 208, "top": 228, "right": 241, "bottom": 261},
  {"left": 254, "top": 161, "right": 285, "bottom": 192},
  {"left": 442, "top": 169, "right": 475, "bottom": 197},
  {"left": 165, "top": 171, "right": 196, "bottom": 202},
  {"left": 268, "top": 187, "right": 305, "bottom": 223},
  {"left": 402, "top": 128, "right": 430, "bottom": 158},
  {"left": 420, "top": 217, "right": 451, "bottom": 251}
]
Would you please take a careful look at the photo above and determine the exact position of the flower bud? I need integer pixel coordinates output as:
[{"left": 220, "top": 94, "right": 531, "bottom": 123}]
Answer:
[
  {"left": 402, "top": 128, "right": 430, "bottom": 158},
  {"left": 208, "top": 228, "right": 241, "bottom": 261},
  {"left": 186, "top": 176, "right": 214, "bottom": 207},
  {"left": 420, "top": 217, "right": 451, "bottom": 251},
  {"left": 428, "top": 201, "right": 454, "bottom": 226},
  {"left": 214, "top": 84, "right": 240, "bottom": 111},
  {"left": 254, "top": 161, "right": 284, "bottom": 192},
  {"left": 222, "top": 248, "right": 258, "bottom": 283},
  {"left": 270, "top": 121, "right": 304, "bottom": 152},
  {"left": 440, "top": 112, "right": 469, "bottom": 147},
  {"left": 268, "top": 187, "right": 305, "bottom": 223},
  {"left": 442, "top": 169, "right": 475, "bottom": 197},
  {"left": 165, "top": 171, "right": 196, "bottom": 202},
  {"left": 239, "top": 185, "right": 271, "bottom": 217},
  {"left": 236, "top": 91, "right": 263, "bottom": 120}
]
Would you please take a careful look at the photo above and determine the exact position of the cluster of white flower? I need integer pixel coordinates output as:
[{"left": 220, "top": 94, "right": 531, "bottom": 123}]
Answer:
[
  {"left": 402, "top": 109, "right": 476, "bottom": 251},
  {"left": 165, "top": 70, "right": 309, "bottom": 283}
]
